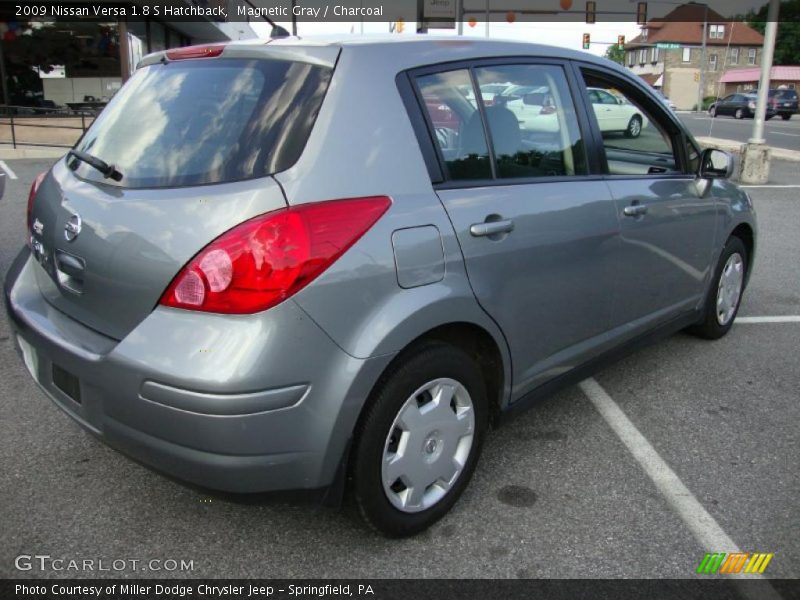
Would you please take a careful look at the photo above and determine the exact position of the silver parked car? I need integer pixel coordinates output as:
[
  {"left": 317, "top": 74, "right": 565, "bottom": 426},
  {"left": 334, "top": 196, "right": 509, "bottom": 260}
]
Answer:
[{"left": 4, "top": 38, "right": 756, "bottom": 537}]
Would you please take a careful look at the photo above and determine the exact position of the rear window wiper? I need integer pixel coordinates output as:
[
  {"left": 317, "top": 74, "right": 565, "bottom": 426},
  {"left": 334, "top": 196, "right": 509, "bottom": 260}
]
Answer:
[{"left": 68, "top": 149, "right": 123, "bottom": 182}]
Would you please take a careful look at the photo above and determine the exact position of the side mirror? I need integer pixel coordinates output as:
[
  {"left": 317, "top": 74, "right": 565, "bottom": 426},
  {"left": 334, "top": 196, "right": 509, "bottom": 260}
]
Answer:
[
  {"left": 522, "top": 94, "right": 540, "bottom": 106},
  {"left": 699, "top": 148, "right": 734, "bottom": 180}
]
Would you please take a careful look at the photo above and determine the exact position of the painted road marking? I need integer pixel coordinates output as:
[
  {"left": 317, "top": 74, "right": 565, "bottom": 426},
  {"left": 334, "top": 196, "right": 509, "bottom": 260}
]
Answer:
[
  {"left": 578, "top": 378, "right": 781, "bottom": 599},
  {"left": 736, "top": 316, "right": 800, "bottom": 323},
  {"left": 0, "top": 160, "right": 18, "bottom": 180}
]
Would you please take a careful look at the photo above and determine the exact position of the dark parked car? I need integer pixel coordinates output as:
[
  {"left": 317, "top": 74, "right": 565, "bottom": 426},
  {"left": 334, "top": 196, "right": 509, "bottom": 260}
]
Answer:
[
  {"left": 765, "top": 88, "right": 798, "bottom": 120},
  {"left": 709, "top": 93, "right": 776, "bottom": 120}
]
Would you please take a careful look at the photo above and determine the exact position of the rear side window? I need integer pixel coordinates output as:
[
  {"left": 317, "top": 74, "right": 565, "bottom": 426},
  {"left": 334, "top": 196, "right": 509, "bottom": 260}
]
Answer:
[
  {"left": 473, "top": 64, "right": 587, "bottom": 179},
  {"left": 416, "top": 69, "right": 493, "bottom": 181},
  {"left": 72, "top": 58, "right": 332, "bottom": 188}
]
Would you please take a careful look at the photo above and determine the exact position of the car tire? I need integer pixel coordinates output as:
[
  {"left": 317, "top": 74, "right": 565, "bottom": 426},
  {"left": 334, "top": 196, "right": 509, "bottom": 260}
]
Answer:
[
  {"left": 688, "top": 236, "right": 748, "bottom": 340},
  {"left": 782, "top": 114, "right": 792, "bottom": 121},
  {"left": 709, "top": 106, "right": 717, "bottom": 117},
  {"left": 351, "top": 341, "right": 489, "bottom": 537},
  {"left": 624, "top": 115, "right": 643, "bottom": 138},
  {"left": 735, "top": 108, "right": 745, "bottom": 119}
]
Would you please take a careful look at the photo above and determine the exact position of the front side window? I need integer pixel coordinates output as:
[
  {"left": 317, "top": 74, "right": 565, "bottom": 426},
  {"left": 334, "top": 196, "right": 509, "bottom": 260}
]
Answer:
[
  {"left": 582, "top": 71, "right": 680, "bottom": 177},
  {"left": 473, "top": 63, "right": 587, "bottom": 179},
  {"left": 416, "top": 69, "right": 492, "bottom": 181}
]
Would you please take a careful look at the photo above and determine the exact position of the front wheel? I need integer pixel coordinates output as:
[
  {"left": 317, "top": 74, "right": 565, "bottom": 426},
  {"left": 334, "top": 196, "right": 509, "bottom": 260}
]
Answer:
[
  {"left": 782, "top": 114, "right": 792, "bottom": 121},
  {"left": 735, "top": 108, "right": 745, "bottom": 119},
  {"left": 709, "top": 106, "right": 717, "bottom": 118},
  {"left": 688, "top": 236, "right": 748, "bottom": 340},
  {"left": 624, "top": 115, "right": 643, "bottom": 138},
  {"left": 351, "top": 342, "right": 489, "bottom": 537}
]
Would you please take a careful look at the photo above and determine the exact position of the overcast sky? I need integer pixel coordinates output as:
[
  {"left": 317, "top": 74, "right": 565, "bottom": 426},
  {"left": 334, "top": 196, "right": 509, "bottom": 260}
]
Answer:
[{"left": 250, "top": 20, "right": 644, "bottom": 57}]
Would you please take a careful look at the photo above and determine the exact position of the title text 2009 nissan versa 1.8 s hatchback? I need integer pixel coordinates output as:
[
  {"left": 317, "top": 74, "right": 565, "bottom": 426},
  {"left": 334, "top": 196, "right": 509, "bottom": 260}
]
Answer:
[{"left": 5, "top": 38, "right": 756, "bottom": 537}]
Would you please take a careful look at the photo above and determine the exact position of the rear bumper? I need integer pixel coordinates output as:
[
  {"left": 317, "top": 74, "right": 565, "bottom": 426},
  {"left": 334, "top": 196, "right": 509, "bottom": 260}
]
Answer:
[{"left": 4, "top": 248, "right": 393, "bottom": 493}]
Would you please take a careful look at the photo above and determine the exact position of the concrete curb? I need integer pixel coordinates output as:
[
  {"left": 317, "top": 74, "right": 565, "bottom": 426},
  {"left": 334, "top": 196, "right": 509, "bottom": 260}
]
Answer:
[
  {"left": 0, "top": 146, "right": 67, "bottom": 160},
  {"left": 696, "top": 137, "right": 800, "bottom": 163}
]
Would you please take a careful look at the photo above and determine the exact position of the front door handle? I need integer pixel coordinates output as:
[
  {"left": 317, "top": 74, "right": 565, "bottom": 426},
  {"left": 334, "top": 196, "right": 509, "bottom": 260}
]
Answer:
[
  {"left": 470, "top": 219, "right": 515, "bottom": 237},
  {"left": 623, "top": 203, "right": 648, "bottom": 217}
]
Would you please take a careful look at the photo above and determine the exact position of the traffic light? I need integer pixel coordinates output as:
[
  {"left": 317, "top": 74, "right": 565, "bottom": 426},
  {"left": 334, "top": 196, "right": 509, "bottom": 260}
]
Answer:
[
  {"left": 583, "top": 33, "right": 591, "bottom": 49},
  {"left": 637, "top": 2, "right": 648, "bottom": 25},
  {"left": 617, "top": 35, "right": 625, "bottom": 50},
  {"left": 585, "top": 1, "right": 596, "bottom": 24}
]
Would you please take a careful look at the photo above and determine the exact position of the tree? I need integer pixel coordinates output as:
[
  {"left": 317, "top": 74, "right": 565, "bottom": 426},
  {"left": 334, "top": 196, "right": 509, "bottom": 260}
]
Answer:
[
  {"left": 605, "top": 44, "right": 625, "bottom": 65},
  {"left": 745, "top": 0, "right": 800, "bottom": 65}
]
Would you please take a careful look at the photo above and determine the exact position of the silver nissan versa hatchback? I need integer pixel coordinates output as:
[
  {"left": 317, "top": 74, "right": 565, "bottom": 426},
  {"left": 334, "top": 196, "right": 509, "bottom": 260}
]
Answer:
[{"left": 5, "top": 37, "right": 756, "bottom": 537}]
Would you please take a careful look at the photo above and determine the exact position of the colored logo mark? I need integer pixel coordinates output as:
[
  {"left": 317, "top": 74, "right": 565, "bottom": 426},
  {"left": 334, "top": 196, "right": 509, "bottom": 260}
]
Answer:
[{"left": 696, "top": 552, "right": 774, "bottom": 574}]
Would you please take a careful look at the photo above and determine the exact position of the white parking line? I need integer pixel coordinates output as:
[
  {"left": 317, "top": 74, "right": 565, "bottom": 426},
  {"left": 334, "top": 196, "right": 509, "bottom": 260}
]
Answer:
[
  {"left": 0, "top": 160, "right": 18, "bottom": 180},
  {"left": 736, "top": 316, "right": 800, "bottom": 323},
  {"left": 578, "top": 378, "right": 781, "bottom": 596}
]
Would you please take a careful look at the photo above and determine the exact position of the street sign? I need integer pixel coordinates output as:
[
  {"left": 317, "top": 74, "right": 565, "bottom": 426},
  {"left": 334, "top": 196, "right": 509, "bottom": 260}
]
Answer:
[
  {"left": 656, "top": 43, "right": 681, "bottom": 49},
  {"left": 422, "top": 0, "right": 456, "bottom": 30}
]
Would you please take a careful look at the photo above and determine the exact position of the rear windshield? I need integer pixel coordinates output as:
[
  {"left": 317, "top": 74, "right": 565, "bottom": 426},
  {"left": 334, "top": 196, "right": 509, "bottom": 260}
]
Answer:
[{"left": 70, "top": 58, "right": 332, "bottom": 188}]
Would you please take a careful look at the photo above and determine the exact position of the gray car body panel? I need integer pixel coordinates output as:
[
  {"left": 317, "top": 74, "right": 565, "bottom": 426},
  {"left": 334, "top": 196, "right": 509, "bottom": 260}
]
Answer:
[{"left": 4, "top": 38, "right": 756, "bottom": 494}]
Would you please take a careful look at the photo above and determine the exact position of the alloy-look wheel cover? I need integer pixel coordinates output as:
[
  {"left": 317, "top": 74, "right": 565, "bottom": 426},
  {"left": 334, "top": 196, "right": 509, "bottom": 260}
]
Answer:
[
  {"left": 717, "top": 252, "right": 744, "bottom": 326},
  {"left": 381, "top": 378, "right": 475, "bottom": 513}
]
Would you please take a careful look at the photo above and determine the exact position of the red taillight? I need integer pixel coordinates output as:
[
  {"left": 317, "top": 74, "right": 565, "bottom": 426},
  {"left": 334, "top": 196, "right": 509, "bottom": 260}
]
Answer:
[
  {"left": 166, "top": 44, "right": 226, "bottom": 61},
  {"left": 27, "top": 172, "right": 46, "bottom": 233},
  {"left": 160, "top": 196, "right": 392, "bottom": 314}
]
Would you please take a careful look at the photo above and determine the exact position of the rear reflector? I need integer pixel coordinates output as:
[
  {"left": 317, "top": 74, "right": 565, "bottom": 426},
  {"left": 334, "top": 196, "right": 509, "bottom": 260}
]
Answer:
[
  {"left": 166, "top": 44, "right": 226, "bottom": 61},
  {"left": 27, "top": 171, "right": 46, "bottom": 236},
  {"left": 160, "top": 196, "right": 392, "bottom": 314}
]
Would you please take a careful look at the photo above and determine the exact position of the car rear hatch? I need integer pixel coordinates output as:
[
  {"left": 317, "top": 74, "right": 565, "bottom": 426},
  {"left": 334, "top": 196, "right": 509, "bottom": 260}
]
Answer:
[{"left": 28, "top": 43, "right": 338, "bottom": 340}]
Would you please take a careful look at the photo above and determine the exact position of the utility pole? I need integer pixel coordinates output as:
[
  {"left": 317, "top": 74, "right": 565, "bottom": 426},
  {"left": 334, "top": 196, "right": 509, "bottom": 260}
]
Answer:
[
  {"left": 485, "top": 0, "right": 491, "bottom": 38},
  {"left": 750, "top": 0, "right": 779, "bottom": 145},
  {"left": 696, "top": 3, "right": 708, "bottom": 113},
  {"left": 457, "top": 0, "right": 464, "bottom": 35},
  {"left": 739, "top": 0, "right": 780, "bottom": 184}
]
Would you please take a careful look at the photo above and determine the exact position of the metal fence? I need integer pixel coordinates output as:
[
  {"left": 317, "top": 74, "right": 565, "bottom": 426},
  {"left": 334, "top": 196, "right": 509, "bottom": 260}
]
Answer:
[{"left": 0, "top": 105, "right": 99, "bottom": 149}]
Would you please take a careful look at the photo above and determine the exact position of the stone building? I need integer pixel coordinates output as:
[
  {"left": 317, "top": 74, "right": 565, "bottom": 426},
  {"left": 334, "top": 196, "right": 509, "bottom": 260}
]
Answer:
[{"left": 624, "top": 3, "right": 764, "bottom": 110}]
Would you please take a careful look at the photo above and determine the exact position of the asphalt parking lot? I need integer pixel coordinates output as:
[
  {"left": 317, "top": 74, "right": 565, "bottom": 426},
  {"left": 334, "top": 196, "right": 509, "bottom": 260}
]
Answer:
[
  {"left": 0, "top": 157, "right": 798, "bottom": 581},
  {"left": 679, "top": 112, "right": 800, "bottom": 152}
]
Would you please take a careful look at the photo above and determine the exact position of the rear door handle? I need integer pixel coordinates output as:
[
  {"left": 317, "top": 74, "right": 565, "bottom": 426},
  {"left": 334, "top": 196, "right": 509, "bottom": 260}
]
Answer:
[
  {"left": 470, "top": 219, "right": 515, "bottom": 237},
  {"left": 623, "top": 203, "right": 648, "bottom": 217}
]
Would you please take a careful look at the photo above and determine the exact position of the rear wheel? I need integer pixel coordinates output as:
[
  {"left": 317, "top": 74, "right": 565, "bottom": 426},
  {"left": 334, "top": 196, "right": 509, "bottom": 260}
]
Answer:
[
  {"left": 688, "top": 236, "right": 748, "bottom": 340},
  {"left": 735, "top": 108, "right": 745, "bottom": 119},
  {"left": 782, "top": 114, "right": 792, "bottom": 121},
  {"left": 625, "top": 115, "right": 643, "bottom": 138},
  {"left": 351, "top": 342, "right": 488, "bottom": 537}
]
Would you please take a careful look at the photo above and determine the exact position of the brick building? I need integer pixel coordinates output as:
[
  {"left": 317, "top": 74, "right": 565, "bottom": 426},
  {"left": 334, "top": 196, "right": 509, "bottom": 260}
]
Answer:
[{"left": 624, "top": 3, "right": 764, "bottom": 110}]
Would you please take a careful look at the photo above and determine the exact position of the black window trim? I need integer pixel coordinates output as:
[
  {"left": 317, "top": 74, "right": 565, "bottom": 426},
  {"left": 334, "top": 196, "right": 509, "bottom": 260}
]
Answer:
[
  {"left": 401, "top": 55, "right": 601, "bottom": 190},
  {"left": 572, "top": 61, "right": 700, "bottom": 181}
]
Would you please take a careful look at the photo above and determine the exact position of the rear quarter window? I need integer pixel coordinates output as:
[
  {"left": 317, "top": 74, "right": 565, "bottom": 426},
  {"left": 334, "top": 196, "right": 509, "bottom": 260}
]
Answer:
[{"left": 71, "top": 58, "right": 332, "bottom": 188}]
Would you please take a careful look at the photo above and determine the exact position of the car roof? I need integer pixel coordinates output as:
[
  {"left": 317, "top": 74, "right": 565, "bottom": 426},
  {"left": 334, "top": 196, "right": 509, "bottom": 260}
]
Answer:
[{"left": 260, "top": 35, "right": 615, "bottom": 68}]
